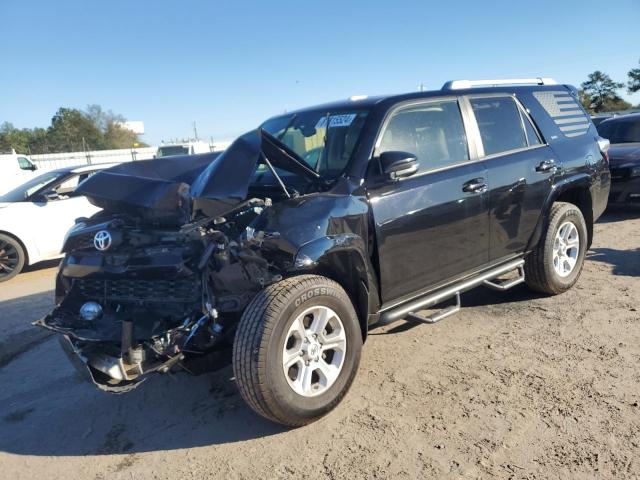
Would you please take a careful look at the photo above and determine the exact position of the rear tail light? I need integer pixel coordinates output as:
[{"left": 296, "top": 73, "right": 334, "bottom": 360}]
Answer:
[{"left": 597, "top": 136, "right": 610, "bottom": 163}]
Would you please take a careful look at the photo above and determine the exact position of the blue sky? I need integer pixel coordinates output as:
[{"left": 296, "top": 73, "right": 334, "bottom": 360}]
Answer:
[{"left": 1, "top": 0, "right": 639, "bottom": 145}]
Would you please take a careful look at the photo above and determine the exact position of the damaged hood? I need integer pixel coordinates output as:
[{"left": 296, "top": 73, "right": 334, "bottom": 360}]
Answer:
[
  {"left": 190, "top": 129, "right": 321, "bottom": 217},
  {"left": 76, "top": 129, "right": 321, "bottom": 222},
  {"left": 75, "top": 152, "right": 218, "bottom": 223}
]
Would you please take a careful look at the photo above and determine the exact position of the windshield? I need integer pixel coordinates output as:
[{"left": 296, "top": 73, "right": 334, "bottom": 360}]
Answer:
[
  {"left": 0, "top": 171, "right": 62, "bottom": 202},
  {"left": 260, "top": 109, "right": 368, "bottom": 180},
  {"left": 598, "top": 118, "right": 640, "bottom": 144},
  {"left": 157, "top": 146, "right": 190, "bottom": 158}
]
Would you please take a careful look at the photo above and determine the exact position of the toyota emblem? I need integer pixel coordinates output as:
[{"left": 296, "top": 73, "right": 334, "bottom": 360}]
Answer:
[{"left": 93, "top": 230, "right": 112, "bottom": 251}]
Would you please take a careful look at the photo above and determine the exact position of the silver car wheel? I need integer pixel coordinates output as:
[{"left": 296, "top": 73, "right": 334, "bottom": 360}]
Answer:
[
  {"left": 552, "top": 221, "right": 580, "bottom": 278},
  {"left": 282, "top": 305, "right": 347, "bottom": 397},
  {"left": 0, "top": 239, "right": 19, "bottom": 279}
]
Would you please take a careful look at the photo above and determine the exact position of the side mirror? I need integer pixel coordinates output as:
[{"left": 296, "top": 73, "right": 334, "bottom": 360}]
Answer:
[
  {"left": 29, "top": 163, "right": 38, "bottom": 171},
  {"left": 380, "top": 151, "right": 418, "bottom": 180},
  {"left": 42, "top": 190, "right": 60, "bottom": 201}
]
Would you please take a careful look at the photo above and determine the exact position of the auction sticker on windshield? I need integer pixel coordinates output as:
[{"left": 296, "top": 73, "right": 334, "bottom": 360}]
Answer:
[{"left": 315, "top": 113, "right": 357, "bottom": 129}]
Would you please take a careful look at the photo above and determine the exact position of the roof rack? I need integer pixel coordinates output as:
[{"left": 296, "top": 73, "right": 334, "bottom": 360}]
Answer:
[{"left": 441, "top": 78, "right": 558, "bottom": 90}]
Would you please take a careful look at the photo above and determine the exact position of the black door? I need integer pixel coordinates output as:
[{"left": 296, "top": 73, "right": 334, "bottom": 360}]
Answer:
[
  {"left": 466, "top": 95, "right": 556, "bottom": 261},
  {"left": 366, "top": 99, "right": 490, "bottom": 305}
]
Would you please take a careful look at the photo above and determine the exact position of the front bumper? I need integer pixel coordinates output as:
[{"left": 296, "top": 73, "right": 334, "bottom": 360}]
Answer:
[{"left": 35, "top": 312, "right": 186, "bottom": 393}]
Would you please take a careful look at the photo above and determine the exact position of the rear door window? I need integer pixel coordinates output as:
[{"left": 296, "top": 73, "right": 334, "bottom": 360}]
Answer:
[
  {"left": 469, "top": 97, "right": 528, "bottom": 156},
  {"left": 521, "top": 109, "right": 542, "bottom": 146},
  {"left": 378, "top": 99, "right": 469, "bottom": 172}
]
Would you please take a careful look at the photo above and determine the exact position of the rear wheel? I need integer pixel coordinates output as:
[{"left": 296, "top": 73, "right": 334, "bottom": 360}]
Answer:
[
  {"left": 0, "top": 233, "right": 25, "bottom": 282},
  {"left": 524, "top": 202, "right": 588, "bottom": 295},
  {"left": 232, "top": 275, "right": 362, "bottom": 426}
]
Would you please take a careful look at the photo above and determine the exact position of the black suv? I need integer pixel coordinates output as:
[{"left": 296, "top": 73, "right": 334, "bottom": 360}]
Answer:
[
  {"left": 597, "top": 113, "right": 640, "bottom": 205},
  {"left": 38, "top": 78, "right": 610, "bottom": 426}
]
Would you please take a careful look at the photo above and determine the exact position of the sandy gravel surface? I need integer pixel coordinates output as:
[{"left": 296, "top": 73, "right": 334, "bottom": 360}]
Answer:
[{"left": 0, "top": 211, "right": 638, "bottom": 479}]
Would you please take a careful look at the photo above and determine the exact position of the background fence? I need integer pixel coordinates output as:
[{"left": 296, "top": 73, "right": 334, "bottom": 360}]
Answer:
[
  {"left": 30, "top": 141, "right": 231, "bottom": 171},
  {"left": 30, "top": 147, "right": 158, "bottom": 171}
]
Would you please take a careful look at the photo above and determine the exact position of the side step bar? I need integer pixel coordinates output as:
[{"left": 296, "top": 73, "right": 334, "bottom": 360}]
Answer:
[
  {"left": 483, "top": 264, "right": 525, "bottom": 291},
  {"left": 405, "top": 292, "right": 461, "bottom": 324},
  {"left": 379, "top": 258, "right": 525, "bottom": 325}
]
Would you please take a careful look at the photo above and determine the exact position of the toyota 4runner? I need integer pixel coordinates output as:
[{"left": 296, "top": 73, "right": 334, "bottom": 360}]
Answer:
[{"left": 37, "top": 78, "right": 610, "bottom": 426}]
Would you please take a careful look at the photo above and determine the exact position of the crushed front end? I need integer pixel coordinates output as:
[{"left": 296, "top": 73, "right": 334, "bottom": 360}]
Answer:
[{"left": 36, "top": 200, "right": 280, "bottom": 392}]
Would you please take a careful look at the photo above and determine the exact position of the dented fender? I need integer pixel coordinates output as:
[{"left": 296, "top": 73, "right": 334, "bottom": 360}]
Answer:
[{"left": 246, "top": 182, "right": 380, "bottom": 336}]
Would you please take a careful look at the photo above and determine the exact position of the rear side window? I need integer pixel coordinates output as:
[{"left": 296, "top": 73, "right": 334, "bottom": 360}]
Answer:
[
  {"left": 533, "top": 90, "right": 589, "bottom": 138},
  {"left": 521, "top": 109, "right": 542, "bottom": 146},
  {"left": 378, "top": 100, "right": 469, "bottom": 172},
  {"left": 470, "top": 97, "right": 528, "bottom": 156}
]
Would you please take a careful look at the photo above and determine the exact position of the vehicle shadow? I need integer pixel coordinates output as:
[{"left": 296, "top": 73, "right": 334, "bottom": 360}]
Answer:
[
  {"left": 0, "top": 290, "right": 56, "bottom": 367},
  {"left": 22, "top": 258, "right": 61, "bottom": 273},
  {"left": 0, "top": 338, "right": 286, "bottom": 457},
  {"left": 587, "top": 247, "right": 640, "bottom": 277},
  {"left": 0, "top": 288, "right": 284, "bottom": 456},
  {"left": 370, "top": 284, "right": 545, "bottom": 336},
  {"left": 597, "top": 207, "right": 640, "bottom": 224}
]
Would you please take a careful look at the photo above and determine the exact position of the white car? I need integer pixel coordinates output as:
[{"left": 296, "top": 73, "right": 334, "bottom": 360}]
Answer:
[
  {"left": 0, "top": 163, "right": 116, "bottom": 281},
  {"left": 0, "top": 150, "right": 40, "bottom": 195}
]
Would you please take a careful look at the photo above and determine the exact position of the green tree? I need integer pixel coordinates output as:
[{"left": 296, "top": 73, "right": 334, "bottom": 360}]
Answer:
[
  {"left": 578, "top": 89, "right": 592, "bottom": 112},
  {"left": 1, "top": 105, "right": 146, "bottom": 154},
  {"left": 0, "top": 122, "right": 31, "bottom": 153},
  {"left": 581, "top": 71, "right": 624, "bottom": 113},
  {"left": 628, "top": 59, "right": 640, "bottom": 94},
  {"left": 28, "top": 127, "right": 51, "bottom": 154},
  {"left": 104, "top": 122, "right": 144, "bottom": 149},
  {"left": 601, "top": 97, "right": 631, "bottom": 112},
  {"left": 47, "top": 107, "right": 105, "bottom": 152},
  {"left": 85, "top": 104, "right": 145, "bottom": 148}
]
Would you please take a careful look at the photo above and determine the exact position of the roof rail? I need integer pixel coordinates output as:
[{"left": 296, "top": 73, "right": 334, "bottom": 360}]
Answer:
[{"left": 441, "top": 78, "right": 558, "bottom": 90}]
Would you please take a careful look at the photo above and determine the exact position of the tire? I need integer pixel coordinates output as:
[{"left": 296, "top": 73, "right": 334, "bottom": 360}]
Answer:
[
  {"left": 524, "top": 202, "right": 588, "bottom": 295},
  {"left": 232, "top": 275, "right": 362, "bottom": 427},
  {"left": 0, "top": 233, "right": 26, "bottom": 282}
]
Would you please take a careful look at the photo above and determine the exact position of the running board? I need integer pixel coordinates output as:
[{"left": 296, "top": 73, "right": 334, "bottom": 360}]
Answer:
[
  {"left": 405, "top": 292, "right": 461, "bottom": 324},
  {"left": 483, "top": 265, "right": 525, "bottom": 291},
  {"left": 379, "top": 258, "right": 525, "bottom": 325}
]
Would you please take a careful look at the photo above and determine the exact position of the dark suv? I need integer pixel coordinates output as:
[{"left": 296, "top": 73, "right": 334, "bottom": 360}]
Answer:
[
  {"left": 38, "top": 78, "right": 610, "bottom": 426},
  {"left": 597, "top": 113, "right": 640, "bottom": 205}
]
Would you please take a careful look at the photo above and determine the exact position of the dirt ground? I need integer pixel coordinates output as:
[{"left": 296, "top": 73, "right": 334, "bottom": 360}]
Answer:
[{"left": 1, "top": 210, "right": 638, "bottom": 480}]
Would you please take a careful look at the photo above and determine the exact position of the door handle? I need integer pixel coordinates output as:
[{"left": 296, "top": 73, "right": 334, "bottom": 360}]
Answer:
[
  {"left": 462, "top": 178, "right": 487, "bottom": 193},
  {"left": 536, "top": 159, "right": 557, "bottom": 173}
]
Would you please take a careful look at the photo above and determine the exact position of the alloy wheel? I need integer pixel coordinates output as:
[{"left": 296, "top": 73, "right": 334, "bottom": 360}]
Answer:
[
  {"left": 282, "top": 306, "right": 347, "bottom": 397},
  {"left": 552, "top": 221, "right": 580, "bottom": 278},
  {"left": 0, "top": 239, "right": 19, "bottom": 280}
]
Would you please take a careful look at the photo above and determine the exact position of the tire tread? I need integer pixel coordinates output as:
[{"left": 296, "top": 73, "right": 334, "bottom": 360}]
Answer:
[
  {"left": 232, "top": 274, "right": 357, "bottom": 427},
  {"left": 524, "top": 201, "right": 586, "bottom": 295}
]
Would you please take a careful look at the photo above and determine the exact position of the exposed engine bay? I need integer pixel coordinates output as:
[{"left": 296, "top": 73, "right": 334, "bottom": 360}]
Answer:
[{"left": 37, "top": 198, "right": 285, "bottom": 392}]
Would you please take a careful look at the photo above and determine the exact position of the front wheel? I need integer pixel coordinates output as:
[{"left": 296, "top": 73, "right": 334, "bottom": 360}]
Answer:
[
  {"left": 524, "top": 202, "right": 588, "bottom": 295},
  {"left": 232, "top": 275, "right": 362, "bottom": 426},
  {"left": 0, "top": 233, "right": 26, "bottom": 282}
]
